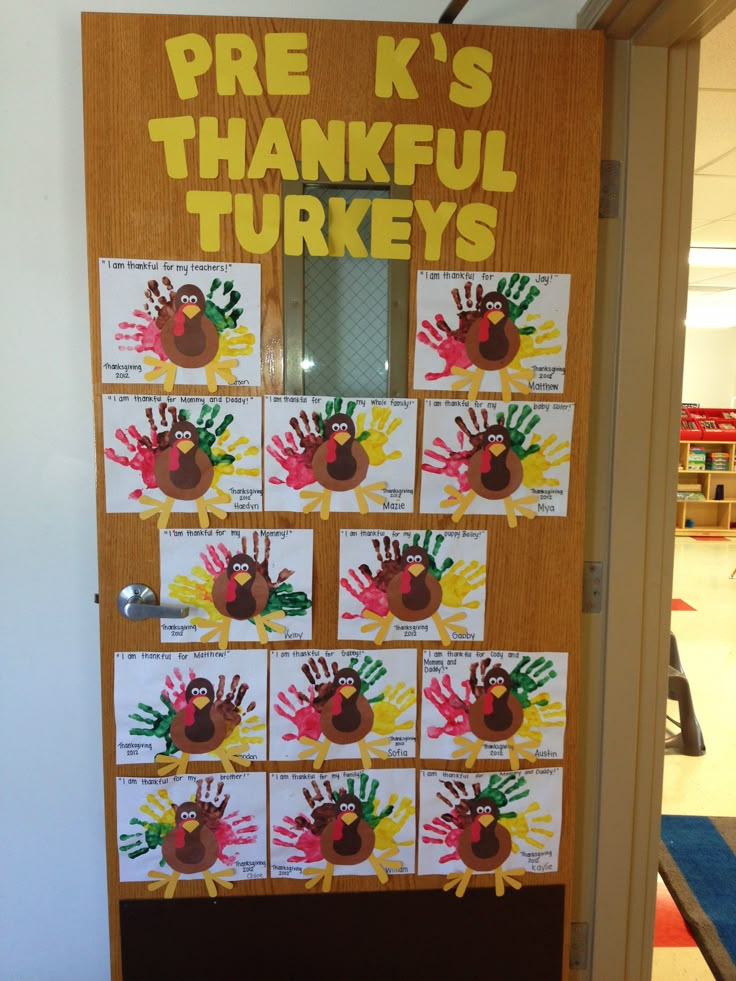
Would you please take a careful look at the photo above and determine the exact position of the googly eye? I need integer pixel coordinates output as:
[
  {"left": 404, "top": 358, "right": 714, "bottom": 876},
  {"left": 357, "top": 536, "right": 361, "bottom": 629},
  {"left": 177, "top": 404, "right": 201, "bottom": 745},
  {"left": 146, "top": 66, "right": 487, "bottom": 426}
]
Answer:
[
  {"left": 347, "top": 803, "right": 356, "bottom": 812},
  {"left": 339, "top": 802, "right": 348, "bottom": 812}
]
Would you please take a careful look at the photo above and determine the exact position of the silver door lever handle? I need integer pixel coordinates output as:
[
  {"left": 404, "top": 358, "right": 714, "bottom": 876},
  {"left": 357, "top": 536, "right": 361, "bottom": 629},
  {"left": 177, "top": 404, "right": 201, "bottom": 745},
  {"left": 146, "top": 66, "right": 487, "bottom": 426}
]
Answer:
[{"left": 117, "top": 584, "right": 189, "bottom": 621}]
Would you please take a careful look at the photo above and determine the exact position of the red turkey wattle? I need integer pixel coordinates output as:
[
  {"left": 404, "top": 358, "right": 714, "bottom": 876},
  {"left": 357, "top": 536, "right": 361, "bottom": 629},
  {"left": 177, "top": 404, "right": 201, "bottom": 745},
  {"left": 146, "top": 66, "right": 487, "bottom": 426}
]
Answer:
[
  {"left": 174, "top": 823, "right": 187, "bottom": 848},
  {"left": 172, "top": 308, "right": 186, "bottom": 337},
  {"left": 483, "top": 689, "right": 496, "bottom": 715},
  {"left": 325, "top": 434, "right": 338, "bottom": 464},
  {"left": 225, "top": 575, "right": 239, "bottom": 603},
  {"left": 183, "top": 698, "right": 197, "bottom": 726},
  {"left": 479, "top": 313, "right": 492, "bottom": 343}
]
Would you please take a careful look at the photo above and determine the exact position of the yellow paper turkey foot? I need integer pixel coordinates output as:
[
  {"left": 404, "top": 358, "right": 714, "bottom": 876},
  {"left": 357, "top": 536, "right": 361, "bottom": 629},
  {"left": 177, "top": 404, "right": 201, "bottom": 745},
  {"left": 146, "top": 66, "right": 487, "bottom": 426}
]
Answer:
[
  {"left": 202, "top": 868, "right": 235, "bottom": 898},
  {"left": 450, "top": 366, "right": 484, "bottom": 401},
  {"left": 443, "top": 867, "right": 473, "bottom": 898},
  {"left": 253, "top": 610, "right": 286, "bottom": 645},
  {"left": 147, "top": 869, "right": 181, "bottom": 899},
  {"left": 155, "top": 752, "right": 191, "bottom": 776},
  {"left": 494, "top": 867, "right": 525, "bottom": 897},
  {"left": 204, "top": 357, "right": 238, "bottom": 393},
  {"left": 192, "top": 615, "right": 231, "bottom": 650},
  {"left": 451, "top": 735, "right": 485, "bottom": 769},
  {"left": 300, "top": 487, "right": 332, "bottom": 520},
  {"left": 354, "top": 482, "right": 387, "bottom": 515},
  {"left": 503, "top": 493, "right": 538, "bottom": 529},
  {"left": 440, "top": 485, "right": 477, "bottom": 523},
  {"left": 298, "top": 736, "right": 332, "bottom": 770},
  {"left": 368, "top": 851, "right": 400, "bottom": 885},
  {"left": 359, "top": 610, "right": 394, "bottom": 646},
  {"left": 358, "top": 736, "right": 390, "bottom": 768},
  {"left": 213, "top": 746, "right": 251, "bottom": 772},
  {"left": 508, "top": 366, "right": 534, "bottom": 396},
  {"left": 304, "top": 863, "right": 333, "bottom": 893},
  {"left": 143, "top": 356, "right": 178, "bottom": 393},
  {"left": 507, "top": 736, "right": 539, "bottom": 771},
  {"left": 195, "top": 487, "right": 231, "bottom": 528},
  {"left": 138, "top": 494, "right": 176, "bottom": 529},
  {"left": 432, "top": 611, "right": 467, "bottom": 648}
]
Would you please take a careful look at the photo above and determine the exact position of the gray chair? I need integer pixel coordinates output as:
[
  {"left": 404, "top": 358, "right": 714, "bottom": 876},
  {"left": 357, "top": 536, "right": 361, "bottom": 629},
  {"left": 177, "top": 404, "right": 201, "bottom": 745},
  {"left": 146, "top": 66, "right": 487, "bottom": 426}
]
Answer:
[{"left": 666, "top": 632, "right": 705, "bottom": 756}]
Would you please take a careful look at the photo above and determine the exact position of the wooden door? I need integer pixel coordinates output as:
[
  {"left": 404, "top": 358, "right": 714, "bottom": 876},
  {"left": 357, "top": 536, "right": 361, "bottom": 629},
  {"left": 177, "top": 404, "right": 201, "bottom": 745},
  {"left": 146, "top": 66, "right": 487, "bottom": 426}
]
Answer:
[{"left": 82, "top": 14, "right": 602, "bottom": 980}]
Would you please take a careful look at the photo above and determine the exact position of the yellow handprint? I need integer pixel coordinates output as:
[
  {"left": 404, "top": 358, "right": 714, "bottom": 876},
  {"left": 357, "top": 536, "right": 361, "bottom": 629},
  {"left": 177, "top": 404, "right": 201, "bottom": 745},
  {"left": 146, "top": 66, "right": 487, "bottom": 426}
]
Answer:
[
  {"left": 371, "top": 683, "right": 416, "bottom": 736},
  {"left": 373, "top": 794, "right": 416, "bottom": 851},
  {"left": 355, "top": 406, "right": 403, "bottom": 467},
  {"left": 440, "top": 559, "right": 486, "bottom": 610},
  {"left": 521, "top": 433, "right": 570, "bottom": 489}
]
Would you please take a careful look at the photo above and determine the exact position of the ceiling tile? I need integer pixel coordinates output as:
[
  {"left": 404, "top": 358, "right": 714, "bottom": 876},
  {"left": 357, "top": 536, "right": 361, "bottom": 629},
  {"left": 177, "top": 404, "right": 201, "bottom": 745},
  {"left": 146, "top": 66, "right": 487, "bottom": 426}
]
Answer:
[
  {"left": 699, "top": 11, "right": 736, "bottom": 90},
  {"left": 694, "top": 91, "right": 736, "bottom": 170},
  {"left": 692, "top": 176, "right": 736, "bottom": 221},
  {"left": 691, "top": 219, "right": 736, "bottom": 246},
  {"left": 700, "top": 147, "right": 736, "bottom": 177}
]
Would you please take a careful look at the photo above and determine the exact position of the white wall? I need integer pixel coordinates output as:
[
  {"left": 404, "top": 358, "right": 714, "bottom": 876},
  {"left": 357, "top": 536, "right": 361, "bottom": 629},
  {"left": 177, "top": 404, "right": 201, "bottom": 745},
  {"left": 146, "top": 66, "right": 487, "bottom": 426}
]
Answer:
[
  {"left": 682, "top": 327, "right": 736, "bottom": 406},
  {"left": 1, "top": 1, "right": 584, "bottom": 978}
]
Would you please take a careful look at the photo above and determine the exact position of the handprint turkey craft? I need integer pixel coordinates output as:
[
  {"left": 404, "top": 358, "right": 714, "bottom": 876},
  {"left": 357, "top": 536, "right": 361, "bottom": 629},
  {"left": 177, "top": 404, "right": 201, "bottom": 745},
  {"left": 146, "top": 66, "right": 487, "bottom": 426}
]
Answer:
[
  {"left": 270, "top": 649, "right": 417, "bottom": 768},
  {"left": 114, "top": 650, "right": 267, "bottom": 773},
  {"left": 160, "top": 529, "right": 313, "bottom": 647},
  {"left": 117, "top": 773, "right": 267, "bottom": 898},
  {"left": 103, "top": 396, "right": 262, "bottom": 525},
  {"left": 265, "top": 396, "right": 417, "bottom": 518},
  {"left": 421, "top": 651, "right": 567, "bottom": 769},
  {"left": 338, "top": 530, "right": 487, "bottom": 646},
  {"left": 421, "top": 401, "right": 573, "bottom": 527},
  {"left": 99, "top": 258, "right": 261, "bottom": 391},
  {"left": 270, "top": 770, "right": 415, "bottom": 891},
  {"left": 414, "top": 271, "right": 569, "bottom": 399},
  {"left": 419, "top": 768, "right": 562, "bottom": 897}
]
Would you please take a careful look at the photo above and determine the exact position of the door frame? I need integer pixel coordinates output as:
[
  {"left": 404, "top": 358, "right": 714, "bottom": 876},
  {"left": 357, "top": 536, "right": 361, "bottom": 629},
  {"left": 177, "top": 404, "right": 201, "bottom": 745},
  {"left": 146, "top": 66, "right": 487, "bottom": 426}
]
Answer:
[{"left": 575, "top": 1, "right": 736, "bottom": 977}]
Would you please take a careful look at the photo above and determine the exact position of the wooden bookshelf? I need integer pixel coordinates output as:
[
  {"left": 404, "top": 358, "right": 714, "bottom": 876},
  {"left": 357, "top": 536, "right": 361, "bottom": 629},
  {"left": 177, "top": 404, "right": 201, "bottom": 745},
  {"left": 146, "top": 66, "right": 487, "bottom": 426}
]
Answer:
[{"left": 676, "top": 440, "right": 736, "bottom": 536}]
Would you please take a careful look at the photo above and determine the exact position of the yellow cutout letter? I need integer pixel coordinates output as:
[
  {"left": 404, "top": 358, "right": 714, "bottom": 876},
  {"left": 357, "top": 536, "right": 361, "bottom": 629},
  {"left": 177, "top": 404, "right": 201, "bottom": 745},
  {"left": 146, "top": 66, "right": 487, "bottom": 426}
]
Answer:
[
  {"left": 234, "top": 193, "right": 281, "bottom": 254},
  {"left": 248, "top": 118, "right": 299, "bottom": 180},
  {"left": 148, "top": 117, "right": 196, "bottom": 179},
  {"left": 393, "top": 124, "right": 434, "bottom": 185},
  {"left": 456, "top": 203, "right": 497, "bottom": 262},
  {"left": 450, "top": 46, "right": 493, "bottom": 108},
  {"left": 414, "top": 201, "right": 457, "bottom": 262},
  {"left": 328, "top": 197, "right": 370, "bottom": 258},
  {"left": 265, "top": 33, "right": 310, "bottom": 95},
  {"left": 375, "top": 36, "right": 420, "bottom": 100},
  {"left": 215, "top": 34, "right": 263, "bottom": 96},
  {"left": 482, "top": 131, "right": 517, "bottom": 193},
  {"left": 199, "top": 117, "right": 246, "bottom": 180},
  {"left": 371, "top": 199, "right": 413, "bottom": 260},
  {"left": 165, "top": 34, "right": 213, "bottom": 101},
  {"left": 187, "top": 190, "right": 233, "bottom": 251},
  {"left": 348, "top": 122, "right": 392, "bottom": 183},
  {"left": 284, "top": 195, "right": 328, "bottom": 256},
  {"left": 301, "top": 120, "right": 346, "bottom": 182},
  {"left": 436, "top": 128, "right": 482, "bottom": 191}
]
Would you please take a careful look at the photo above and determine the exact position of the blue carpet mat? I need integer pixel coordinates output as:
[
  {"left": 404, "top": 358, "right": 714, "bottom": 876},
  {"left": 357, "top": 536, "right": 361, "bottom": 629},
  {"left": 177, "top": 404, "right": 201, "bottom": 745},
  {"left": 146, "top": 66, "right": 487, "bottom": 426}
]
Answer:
[{"left": 660, "top": 815, "right": 736, "bottom": 980}]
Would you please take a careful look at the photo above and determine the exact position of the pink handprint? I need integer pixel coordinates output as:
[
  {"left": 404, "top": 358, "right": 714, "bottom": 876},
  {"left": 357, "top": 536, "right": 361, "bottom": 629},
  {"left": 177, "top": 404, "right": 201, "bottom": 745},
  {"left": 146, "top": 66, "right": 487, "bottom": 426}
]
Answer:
[
  {"left": 421, "top": 815, "right": 463, "bottom": 863},
  {"left": 267, "top": 432, "right": 317, "bottom": 490},
  {"left": 417, "top": 316, "right": 471, "bottom": 383},
  {"left": 340, "top": 566, "right": 389, "bottom": 620},
  {"left": 115, "top": 310, "right": 167, "bottom": 359},
  {"left": 424, "top": 674, "right": 472, "bottom": 738},
  {"left": 272, "top": 814, "right": 323, "bottom": 864},
  {"left": 273, "top": 684, "right": 321, "bottom": 742},
  {"left": 421, "top": 432, "right": 473, "bottom": 492},
  {"left": 216, "top": 813, "right": 259, "bottom": 864},
  {"left": 104, "top": 425, "right": 157, "bottom": 500},
  {"left": 162, "top": 666, "right": 197, "bottom": 711}
]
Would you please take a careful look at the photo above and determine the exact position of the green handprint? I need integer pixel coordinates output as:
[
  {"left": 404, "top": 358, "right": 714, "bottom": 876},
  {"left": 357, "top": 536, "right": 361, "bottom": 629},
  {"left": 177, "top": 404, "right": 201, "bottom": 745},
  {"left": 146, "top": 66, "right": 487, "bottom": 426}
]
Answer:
[
  {"left": 497, "top": 403, "right": 542, "bottom": 461},
  {"left": 509, "top": 655, "right": 558, "bottom": 709},
  {"left": 495, "top": 273, "right": 541, "bottom": 325},
  {"left": 349, "top": 653, "right": 389, "bottom": 699},
  {"left": 128, "top": 696, "right": 178, "bottom": 754}
]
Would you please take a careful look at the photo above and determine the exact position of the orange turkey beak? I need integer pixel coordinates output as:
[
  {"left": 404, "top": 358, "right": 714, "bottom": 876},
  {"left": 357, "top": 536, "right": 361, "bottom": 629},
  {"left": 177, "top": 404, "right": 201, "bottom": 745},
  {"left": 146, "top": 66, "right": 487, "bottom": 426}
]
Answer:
[
  {"left": 234, "top": 572, "right": 251, "bottom": 586},
  {"left": 408, "top": 563, "right": 424, "bottom": 577},
  {"left": 192, "top": 695, "right": 210, "bottom": 709},
  {"left": 180, "top": 303, "right": 200, "bottom": 319},
  {"left": 490, "top": 443, "right": 505, "bottom": 457},
  {"left": 340, "top": 684, "right": 357, "bottom": 699},
  {"left": 341, "top": 812, "right": 358, "bottom": 826},
  {"left": 486, "top": 310, "right": 504, "bottom": 325},
  {"left": 176, "top": 438, "right": 194, "bottom": 454},
  {"left": 479, "top": 814, "right": 494, "bottom": 828},
  {"left": 182, "top": 819, "right": 199, "bottom": 833},
  {"left": 333, "top": 432, "right": 351, "bottom": 446},
  {"left": 491, "top": 684, "right": 507, "bottom": 698}
]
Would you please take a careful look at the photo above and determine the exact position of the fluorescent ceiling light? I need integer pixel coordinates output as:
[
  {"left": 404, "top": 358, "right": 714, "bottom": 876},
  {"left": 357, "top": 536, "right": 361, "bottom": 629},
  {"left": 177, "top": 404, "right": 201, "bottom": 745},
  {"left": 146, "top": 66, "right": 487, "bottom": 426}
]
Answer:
[
  {"left": 685, "top": 288, "right": 736, "bottom": 328},
  {"left": 689, "top": 247, "right": 736, "bottom": 268}
]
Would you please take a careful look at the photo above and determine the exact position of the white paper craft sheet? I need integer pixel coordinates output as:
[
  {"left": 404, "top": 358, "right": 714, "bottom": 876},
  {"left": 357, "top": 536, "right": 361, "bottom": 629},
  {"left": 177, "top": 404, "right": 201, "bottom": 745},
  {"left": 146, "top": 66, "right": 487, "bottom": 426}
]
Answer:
[
  {"left": 264, "top": 396, "right": 418, "bottom": 515},
  {"left": 420, "top": 650, "right": 568, "bottom": 763},
  {"left": 269, "top": 649, "right": 417, "bottom": 762},
  {"left": 102, "top": 395, "right": 262, "bottom": 514},
  {"left": 420, "top": 401, "right": 574, "bottom": 519},
  {"left": 114, "top": 649, "right": 268, "bottom": 765},
  {"left": 337, "top": 529, "right": 487, "bottom": 644},
  {"left": 117, "top": 772, "right": 267, "bottom": 882},
  {"left": 269, "top": 768, "right": 416, "bottom": 879},
  {"left": 418, "top": 767, "right": 563, "bottom": 876},
  {"left": 414, "top": 270, "right": 570, "bottom": 395},
  {"left": 99, "top": 257, "right": 261, "bottom": 387},
  {"left": 159, "top": 528, "right": 313, "bottom": 645}
]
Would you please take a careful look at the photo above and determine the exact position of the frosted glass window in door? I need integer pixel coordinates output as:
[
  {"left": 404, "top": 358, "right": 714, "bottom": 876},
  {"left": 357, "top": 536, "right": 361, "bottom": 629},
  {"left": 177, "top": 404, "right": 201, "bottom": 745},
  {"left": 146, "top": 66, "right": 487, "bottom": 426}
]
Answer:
[{"left": 302, "top": 185, "right": 389, "bottom": 397}]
